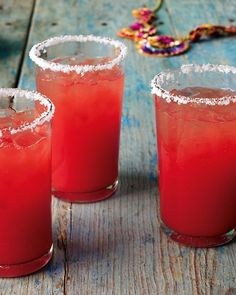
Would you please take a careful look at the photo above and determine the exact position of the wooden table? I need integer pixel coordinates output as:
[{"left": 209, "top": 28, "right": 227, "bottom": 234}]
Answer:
[{"left": 0, "top": 0, "right": 236, "bottom": 294}]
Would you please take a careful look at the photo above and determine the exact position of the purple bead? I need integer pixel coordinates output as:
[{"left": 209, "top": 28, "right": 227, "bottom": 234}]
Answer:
[
  {"left": 157, "top": 35, "right": 174, "bottom": 44},
  {"left": 130, "top": 22, "right": 143, "bottom": 30}
]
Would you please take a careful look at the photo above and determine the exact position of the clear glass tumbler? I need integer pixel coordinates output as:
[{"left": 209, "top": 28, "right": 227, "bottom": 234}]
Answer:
[
  {"left": 29, "top": 35, "right": 127, "bottom": 203},
  {"left": 0, "top": 88, "right": 54, "bottom": 277},
  {"left": 151, "top": 64, "right": 236, "bottom": 247}
]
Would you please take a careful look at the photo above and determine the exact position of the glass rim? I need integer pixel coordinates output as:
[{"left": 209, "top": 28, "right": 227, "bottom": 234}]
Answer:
[
  {"left": 151, "top": 64, "right": 236, "bottom": 106},
  {"left": 0, "top": 88, "right": 55, "bottom": 138},
  {"left": 29, "top": 35, "right": 128, "bottom": 75}
]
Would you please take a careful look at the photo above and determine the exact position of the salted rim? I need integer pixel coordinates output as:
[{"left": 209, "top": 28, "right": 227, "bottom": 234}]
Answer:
[
  {"left": 151, "top": 64, "right": 236, "bottom": 106},
  {"left": 0, "top": 88, "right": 55, "bottom": 138},
  {"left": 29, "top": 35, "right": 128, "bottom": 75}
]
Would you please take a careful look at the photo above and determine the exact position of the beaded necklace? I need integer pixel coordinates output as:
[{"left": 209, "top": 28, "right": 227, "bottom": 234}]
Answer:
[{"left": 117, "top": 0, "right": 236, "bottom": 57}]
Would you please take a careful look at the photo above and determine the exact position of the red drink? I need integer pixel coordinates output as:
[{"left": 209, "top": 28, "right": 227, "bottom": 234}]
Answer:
[
  {"left": 156, "top": 86, "right": 236, "bottom": 238},
  {"left": 0, "top": 89, "right": 54, "bottom": 277},
  {"left": 30, "top": 36, "right": 127, "bottom": 202},
  {"left": 37, "top": 60, "right": 124, "bottom": 202},
  {"left": 152, "top": 64, "right": 236, "bottom": 247}
]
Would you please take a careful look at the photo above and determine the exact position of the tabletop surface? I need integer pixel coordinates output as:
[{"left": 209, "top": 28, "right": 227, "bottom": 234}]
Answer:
[{"left": 0, "top": 0, "right": 236, "bottom": 294}]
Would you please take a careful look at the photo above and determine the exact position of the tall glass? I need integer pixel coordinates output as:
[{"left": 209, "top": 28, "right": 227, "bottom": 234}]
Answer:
[
  {"left": 29, "top": 35, "right": 127, "bottom": 203},
  {"left": 0, "top": 88, "right": 54, "bottom": 277},
  {"left": 151, "top": 64, "right": 236, "bottom": 247}
]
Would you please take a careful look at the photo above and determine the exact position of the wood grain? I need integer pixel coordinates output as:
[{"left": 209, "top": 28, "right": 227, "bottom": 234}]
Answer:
[
  {"left": 0, "top": 0, "right": 236, "bottom": 294},
  {"left": 0, "top": 0, "right": 35, "bottom": 88}
]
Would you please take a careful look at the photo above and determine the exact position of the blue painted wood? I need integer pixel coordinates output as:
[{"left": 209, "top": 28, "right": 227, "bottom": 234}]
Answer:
[
  {"left": 0, "top": 0, "right": 35, "bottom": 87},
  {"left": 164, "top": 0, "right": 236, "bottom": 66},
  {"left": 0, "top": 0, "right": 235, "bottom": 294}
]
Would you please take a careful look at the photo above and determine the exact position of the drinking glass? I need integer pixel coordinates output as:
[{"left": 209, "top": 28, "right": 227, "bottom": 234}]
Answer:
[
  {"left": 0, "top": 88, "right": 54, "bottom": 277},
  {"left": 151, "top": 64, "right": 236, "bottom": 247},
  {"left": 29, "top": 35, "right": 127, "bottom": 203}
]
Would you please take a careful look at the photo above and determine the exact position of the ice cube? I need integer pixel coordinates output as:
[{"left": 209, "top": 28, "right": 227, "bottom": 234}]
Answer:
[
  {"left": 0, "top": 108, "right": 16, "bottom": 118},
  {"left": 12, "top": 130, "right": 43, "bottom": 148},
  {"left": 171, "top": 87, "right": 201, "bottom": 98},
  {"left": 0, "top": 108, "right": 16, "bottom": 129},
  {"left": 174, "top": 87, "right": 236, "bottom": 99},
  {"left": 11, "top": 109, "right": 39, "bottom": 126},
  {"left": 0, "top": 134, "right": 13, "bottom": 148}
]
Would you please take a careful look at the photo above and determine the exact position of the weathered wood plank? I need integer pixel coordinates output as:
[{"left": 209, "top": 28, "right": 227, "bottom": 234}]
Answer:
[
  {"left": 164, "top": 0, "right": 236, "bottom": 66},
  {"left": 0, "top": 0, "right": 35, "bottom": 88},
  {"left": 0, "top": 0, "right": 235, "bottom": 294}
]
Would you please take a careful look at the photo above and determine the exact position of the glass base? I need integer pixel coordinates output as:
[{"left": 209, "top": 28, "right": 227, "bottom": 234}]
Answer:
[
  {"left": 161, "top": 223, "right": 236, "bottom": 248},
  {"left": 0, "top": 244, "right": 53, "bottom": 278},
  {"left": 53, "top": 179, "right": 118, "bottom": 203}
]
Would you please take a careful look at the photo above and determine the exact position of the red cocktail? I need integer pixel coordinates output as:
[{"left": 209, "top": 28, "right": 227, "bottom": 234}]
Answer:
[
  {"left": 0, "top": 88, "right": 54, "bottom": 277},
  {"left": 152, "top": 64, "right": 236, "bottom": 247},
  {"left": 30, "top": 36, "right": 127, "bottom": 202}
]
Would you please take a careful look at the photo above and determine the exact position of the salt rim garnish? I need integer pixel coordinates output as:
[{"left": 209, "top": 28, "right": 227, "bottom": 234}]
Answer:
[
  {"left": 0, "top": 88, "right": 55, "bottom": 138},
  {"left": 29, "top": 35, "right": 128, "bottom": 75},
  {"left": 151, "top": 64, "right": 236, "bottom": 106}
]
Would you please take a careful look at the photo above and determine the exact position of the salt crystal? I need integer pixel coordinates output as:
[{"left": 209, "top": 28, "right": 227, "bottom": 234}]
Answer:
[
  {"left": 151, "top": 64, "right": 236, "bottom": 106},
  {"left": 29, "top": 35, "right": 127, "bottom": 75},
  {"left": 0, "top": 88, "right": 55, "bottom": 138}
]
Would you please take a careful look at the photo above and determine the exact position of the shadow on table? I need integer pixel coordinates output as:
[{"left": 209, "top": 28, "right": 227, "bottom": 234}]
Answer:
[{"left": 0, "top": 37, "right": 23, "bottom": 59}]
